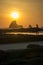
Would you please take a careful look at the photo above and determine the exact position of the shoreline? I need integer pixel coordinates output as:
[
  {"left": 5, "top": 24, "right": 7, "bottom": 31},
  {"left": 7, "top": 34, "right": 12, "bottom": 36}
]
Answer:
[{"left": 0, "top": 34, "right": 43, "bottom": 43}]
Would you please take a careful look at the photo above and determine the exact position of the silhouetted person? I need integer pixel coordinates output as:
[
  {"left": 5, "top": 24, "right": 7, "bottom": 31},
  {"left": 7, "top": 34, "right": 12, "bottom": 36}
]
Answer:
[
  {"left": 29, "top": 25, "right": 32, "bottom": 28},
  {"left": 36, "top": 24, "right": 39, "bottom": 35},
  {"left": 36, "top": 24, "right": 38, "bottom": 29}
]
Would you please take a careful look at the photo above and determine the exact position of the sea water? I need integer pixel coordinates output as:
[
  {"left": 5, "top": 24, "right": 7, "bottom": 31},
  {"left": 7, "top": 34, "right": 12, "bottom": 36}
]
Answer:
[{"left": 0, "top": 41, "right": 43, "bottom": 50}]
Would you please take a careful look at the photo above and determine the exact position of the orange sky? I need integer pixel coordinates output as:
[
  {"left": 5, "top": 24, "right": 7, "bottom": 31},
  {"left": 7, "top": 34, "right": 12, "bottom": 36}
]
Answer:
[{"left": 0, "top": 0, "right": 43, "bottom": 28}]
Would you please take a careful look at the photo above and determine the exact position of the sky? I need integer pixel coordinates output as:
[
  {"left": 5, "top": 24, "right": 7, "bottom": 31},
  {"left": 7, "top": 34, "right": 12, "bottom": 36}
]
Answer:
[{"left": 0, "top": 0, "right": 43, "bottom": 28}]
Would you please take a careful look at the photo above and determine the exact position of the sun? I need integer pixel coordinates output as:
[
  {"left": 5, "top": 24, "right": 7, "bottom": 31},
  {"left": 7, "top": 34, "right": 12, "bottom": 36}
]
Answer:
[{"left": 11, "top": 12, "right": 19, "bottom": 19}]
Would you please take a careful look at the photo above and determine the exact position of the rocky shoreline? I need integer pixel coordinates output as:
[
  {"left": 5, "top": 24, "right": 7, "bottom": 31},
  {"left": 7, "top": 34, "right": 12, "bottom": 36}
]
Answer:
[{"left": 0, "top": 34, "right": 43, "bottom": 43}]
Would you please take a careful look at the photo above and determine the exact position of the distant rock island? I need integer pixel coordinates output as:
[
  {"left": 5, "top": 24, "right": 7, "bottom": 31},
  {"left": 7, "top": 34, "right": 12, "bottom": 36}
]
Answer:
[{"left": 9, "top": 20, "right": 23, "bottom": 29}]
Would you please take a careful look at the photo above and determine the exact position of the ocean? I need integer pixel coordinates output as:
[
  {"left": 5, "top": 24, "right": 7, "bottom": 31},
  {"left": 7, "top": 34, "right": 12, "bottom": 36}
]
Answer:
[
  {"left": 5, "top": 32, "right": 43, "bottom": 35},
  {"left": 0, "top": 41, "right": 43, "bottom": 50}
]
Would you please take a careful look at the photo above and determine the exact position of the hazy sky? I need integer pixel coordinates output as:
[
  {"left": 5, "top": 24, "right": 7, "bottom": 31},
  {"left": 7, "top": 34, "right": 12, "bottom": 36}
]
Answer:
[{"left": 0, "top": 0, "right": 43, "bottom": 28}]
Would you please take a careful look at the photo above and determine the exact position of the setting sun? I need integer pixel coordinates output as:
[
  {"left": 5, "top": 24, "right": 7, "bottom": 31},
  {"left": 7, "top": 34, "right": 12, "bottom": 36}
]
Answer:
[
  {"left": 11, "top": 12, "right": 19, "bottom": 19},
  {"left": 0, "top": 0, "right": 43, "bottom": 28}
]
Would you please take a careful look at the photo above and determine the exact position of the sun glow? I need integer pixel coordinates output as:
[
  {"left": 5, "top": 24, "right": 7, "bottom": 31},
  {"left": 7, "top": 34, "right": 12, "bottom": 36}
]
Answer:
[{"left": 11, "top": 12, "right": 19, "bottom": 19}]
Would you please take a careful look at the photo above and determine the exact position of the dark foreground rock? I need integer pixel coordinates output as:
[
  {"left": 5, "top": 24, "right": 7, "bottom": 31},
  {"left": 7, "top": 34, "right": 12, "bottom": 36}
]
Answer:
[{"left": 0, "top": 44, "right": 43, "bottom": 65}]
